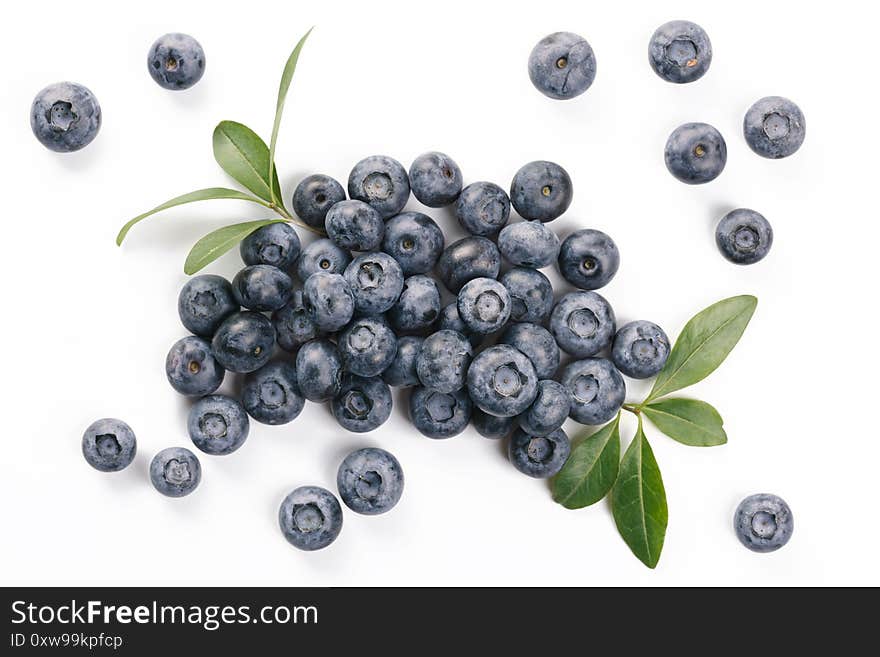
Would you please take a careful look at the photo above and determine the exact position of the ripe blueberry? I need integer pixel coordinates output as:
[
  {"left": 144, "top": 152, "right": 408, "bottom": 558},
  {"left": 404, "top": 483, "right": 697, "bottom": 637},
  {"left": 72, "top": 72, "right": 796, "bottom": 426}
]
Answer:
[
  {"left": 558, "top": 229, "right": 620, "bottom": 290},
  {"left": 518, "top": 380, "right": 572, "bottom": 437},
  {"left": 561, "top": 358, "right": 626, "bottom": 425},
  {"left": 409, "top": 151, "right": 463, "bottom": 207},
  {"left": 296, "top": 238, "right": 352, "bottom": 281},
  {"left": 302, "top": 272, "right": 355, "bottom": 331},
  {"left": 508, "top": 427, "right": 571, "bottom": 478},
  {"left": 338, "top": 316, "right": 398, "bottom": 377},
  {"left": 510, "top": 161, "right": 572, "bottom": 222},
  {"left": 211, "top": 311, "right": 275, "bottom": 373},
  {"left": 272, "top": 290, "right": 321, "bottom": 352},
  {"left": 382, "top": 211, "right": 445, "bottom": 275},
  {"left": 348, "top": 155, "right": 410, "bottom": 219},
  {"left": 550, "top": 291, "right": 616, "bottom": 357},
  {"left": 457, "top": 277, "right": 511, "bottom": 334},
  {"left": 342, "top": 252, "right": 404, "bottom": 316},
  {"left": 30, "top": 82, "right": 101, "bottom": 152},
  {"left": 499, "top": 322, "right": 560, "bottom": 380},
  {"left": 387, "top": 275, "right": 441, "bottom": 333},
  {"left": 416, "top": 329, "right": 473, "bottom": 393},
  {"left": 295, "top": 339, "right": 343, "bottom": 402},
  {"left": 437, "top": 236, "right": 501, "bottom": 293},
  {"left": 715, "top": 209, "right": 773, "bottom": 265},
  {"left": 734, "top": 493, "right": 794, "bottom": 553},
  {"left": 82, "top": 418, "right": 136, "bottom": 472},
  {"left": 292, "top": 174, "right": 346, "bottom": 229},
  {"left": 331, "top": 374, "right": 393, "bottom": 433},
  {"left": 188, "top": 395, "right": 249, "bottom": 456},
  {"left": 240, "top": 223, "right": 301, "bottom": 270},
  {"left": 497, "top": 220, "right": 560, "bottom": 268},
  {"left": 665, "top": 122, "right": 727, "bottom": 184},
  {"left": 648, "top": 20, "right": 712, "bottom": 84},
  {"left": 165, "top": 336, "right": 225, "bottom": 396},
  {"left": 528, "top": 32, "right": 596, "bottom": 100},
  {"left": 499, "top": 267, "right": 554, "bottom": 323},
  {"left": 455, "top": 182, "right": 511, "bottom": 236},
  {"left": 381, "top": 335, "right": 424, "bottom": 388},
  {"left": 409, "top": 386, "right": 472, "bottom": 439},
  {"left": 242, "top": 360, "right": 305, "bottom": 425},
  {"left": 150, "top": 447, "right": 201, "bottom": 497},
  {"left": 611, "top": 321, "right": 670, "bottom": 379},
  {"left": 147, "top": 33, "right": 205, "bottom": 90},
  {"left": 232, "top": 264, "right": 293, "bottom": 312},
  {"left": 279, "top": 486, "right": 343, "bottom": 551},
  {"left": 337, "top": 448, "right": 405, "bottom": 515},
  {"left": 743, "top": 97, "right": 805, "bottom": 159},
  {"left": 325, "top": 200, "right": 385, "bottom": 252},
  {"left": 177, "top": 274, "right": 239, "bottom": 338},
  {"left": 467, "top": 344, "right": 539, "bottom": 418}
]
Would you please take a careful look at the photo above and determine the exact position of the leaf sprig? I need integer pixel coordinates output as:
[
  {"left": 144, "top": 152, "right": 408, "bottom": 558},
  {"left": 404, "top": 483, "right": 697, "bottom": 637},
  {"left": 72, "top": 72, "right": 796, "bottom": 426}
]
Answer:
[
  {"left": 552, "top": 295, "right": 758, "bottom": 569},
  {"left": 116, "top": 28, "right": 317, "bottom": 273}
]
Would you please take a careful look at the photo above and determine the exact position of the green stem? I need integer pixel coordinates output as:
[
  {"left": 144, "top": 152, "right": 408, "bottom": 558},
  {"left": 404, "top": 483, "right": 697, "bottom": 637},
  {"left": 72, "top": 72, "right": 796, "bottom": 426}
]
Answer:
[
  {"left": 269, "top": 203, "right": 325, "bottom": 236},
  {"left": 622, "top": 403, "right": 643, "bottom": 416}
]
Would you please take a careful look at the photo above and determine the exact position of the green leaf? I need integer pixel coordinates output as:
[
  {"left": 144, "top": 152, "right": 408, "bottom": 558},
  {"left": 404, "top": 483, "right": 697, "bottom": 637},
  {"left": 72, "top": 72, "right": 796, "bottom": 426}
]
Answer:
[
  {"left": 552, "top": 415, "right": 621, "bottom": 509},
  {"left": 646, "top": 295, "right": 757, "bottom": 403},
  {"left": 611, "top": 420, "right": 668, "bottom": 569},
  {"left": 184, "top": 219, "right": 286, "bottom": 275},
  {"left": 212, "top": 121, "right": 282, "bottom": 203},
  {"left": 268, "top": 28, "right": 313, "bottom": 204},
  {"left": 643, "top": 398, "right": 727, "bottom": 447},
  {"left": 116, "top": 188, "right": 269, "bottom": 245}
]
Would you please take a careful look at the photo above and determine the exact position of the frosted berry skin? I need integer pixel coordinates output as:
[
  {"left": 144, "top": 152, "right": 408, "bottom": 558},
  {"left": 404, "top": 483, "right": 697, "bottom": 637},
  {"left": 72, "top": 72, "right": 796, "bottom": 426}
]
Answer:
[
  {"left": 409, "top": 387, "right": 472, "bottom": 439},
  {"left": 147, "top": 33, "right": 205, "bottom": 90},
  {"left": 550, "top": 291, "right": 616, "bottom": 358},
  {"left": 325, "top": 200, "right": 385, "bottom": 252},
  {"left": 715, "top": 209, "right": 773, "bottom": 265},
  {"left": 292, "top": 174, "right": 346, "bottom": 229},
  {"left": 500, "top": 267, "right": 554, "bottom": 324},
  {"left": 279, "top": 486, "right": 343, "bottom": 551},
  {"left": 561, "top": 358, "right": 626, "bottom": 425},
  {"left": 187, "top": 395, "right": 249, "bottom": 456},
  {"left": 165, "top": 336, "right": 225, "bottom": 396},
  {"left": 348, "top": 155, "right": 410, "bottom": 219},
  {"left": 416, "top": 330, "right": 473, "bottom": 393},
  {"left": 150, "top": 447, "right": 201, "bottom": 498},
  {"left": 528, "top": 32, "right": 596, "bottom": 100},
  {"left": 295, "top": 339, "right": 343, "bottom": 402},
  {"left": 337, "top": 316, "right": 398, "bottom": 378},
  {"left": 382, "top": 212, "right": 445, "bottom": 276},
  {"left": 30, "top": 82, "right": 101, "bottom": 152},
  {"left": 498, "top": 220, "right": 560, "bottom": 269},
  {"left": 232, "top": 265, "right": 293, "bottom": 312},
  {"left": 466, "top": 344, "right": 539, "bottom": 418},
  {"left": 455, "top": 182, "right": 511, "bottom": 236},
  {"left": 272, "top": 291, "right": 321, "bottom": 352},
  {"left": 302, "top": 272, "right": 355, "bottom": 332},
  {"left": 409, "top": 152, "right": 463, "bottom": 207},
  {"left": 648, "top": 20, "right": 712, "bottom": 84},
  {"left": 387, "top": 275, "right": 441, "bottom": 333},
  {"left": 337, "top": 448, "right": 405, "bottom": 515},
  {"left": 177, "top": 274, "right": 239, "bottom": 338},
  {"left": 743, "top": 97, "right": 805, "bottom": 159},
  {"left": 241, "top": 360, "right": 305, "bottom": 425},
  {"left": 457, "top": 278, "right": 511, "bottom": 335},
  {"left": 437, "top": 237, "right": 502, "bottom": 293},
  {"left": 211, "top": 311, "right": 275, "bottom": 373},
  {"left": 558, "top": 229, "right": 620, "bottom": 291},
  {"left": 518, "top": 380, "right": 572, "bottom": 437},
  {"left": 499, "top": 322, "right": 560, "bottom": 380},
  {"left": 296, "top": 239, "right": 352, "bottom": 281},
  {"left": 343, "top": 252, "right": 404, "bottom": 316},
  {"left": 508, "top": 427, "right": 571, "bottom": 478},
  {"left": 734, "top": 494, "right": 794, "bottom": 553},
  {"left": 611, "top": 321, "right": 670, "bottom": 379},
  {"left": 381, "top": 335, "right": 424, "bottom": 388},
  {"left": 332, "top": 375, "right": 393, "bottom": 433},
  {"left": 82, "top": 419, "right": 137, "bottom": 472},
  {"left": 472, "top": 409, "right": 516, "bottom": 440},
  {"left": 509, "top": 161, "right": 573, "bottom": 223},
  {"left": 240, "top": 223, "right": 301, "bottom": 270},
  {"left": 664, "top": 122, "right": 727, "bottom": 184}
]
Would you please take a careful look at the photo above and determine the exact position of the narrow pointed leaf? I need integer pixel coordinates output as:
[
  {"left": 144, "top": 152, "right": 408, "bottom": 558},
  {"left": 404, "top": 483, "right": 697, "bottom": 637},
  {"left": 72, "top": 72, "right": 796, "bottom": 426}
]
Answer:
[
  {"left": 646, "top": 295, "right": 757, "bottom": 403},
  {"left": 611, "top": 421, "right": 668, "bottom": 569},
  {"left": 116, "top": 188, "right": 268, "bottom": 245},
  {"left": 184, "top": 219, "right": 286, "bottom": 275},
  {"left": 643, "top": 398, "right": 727, "bottom": 447},
  {"left": 212, "top": 121, "right": 282, "bottom": 202},
  {"left": 552, "top": 415, "right": 621, "bottom": 509}
]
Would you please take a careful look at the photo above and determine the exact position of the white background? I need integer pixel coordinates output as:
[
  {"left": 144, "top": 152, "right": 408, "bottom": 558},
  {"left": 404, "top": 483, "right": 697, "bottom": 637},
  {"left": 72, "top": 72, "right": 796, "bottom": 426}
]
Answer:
[{"left": 2, "top": 0, "right": 876, "bottom": 587}]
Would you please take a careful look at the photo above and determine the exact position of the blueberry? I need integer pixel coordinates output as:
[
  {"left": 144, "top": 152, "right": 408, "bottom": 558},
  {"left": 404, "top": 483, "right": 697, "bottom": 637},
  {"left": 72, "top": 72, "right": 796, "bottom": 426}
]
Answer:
[
  {"left": 519, "top": 380, "right": 572, "bottom": 437},
  {"left": 665, "top": 122, "right": 727, "bottom": 184},
  {"left": 187, "top": 395, "right": 249, "bottom": 456},
  {"left": 715, "top": 209, "right": 773, "bottom": 265},
  {"left": 743, "top": 97, "right": 805, "bottom": 159},
  {"left": 272, "top": 290, "right": 321, "bottom": 352},
  {"left": 240, "top": 223, "right": 301, "bottom": 270},
  {"left": 561, "top": 358, "right": 626, "bottom": 425},
  {"left": 437, "top": 237, "right": 501, "bottom": 293},
  {"left": 550, "top": 291, "right": 616, "bottom": 357},
  {"left": 211, "top": 311, "right": 275, "bottom": 373},
  {"left": 611, "top": 321, "right": 670, "bottom": 379},
  {"left": 147, "top": 33, "right": 205, "bottom": 90},
  {"left": 528, "top": 32, "right": 596, "bottom": 100},
  {"left": 457, "top": 278, "right": 511, "bottom": 334},
  {"left": 325, "top": 200, "right": 385, "bottom": 252},
  {"left": 499, "top": 267, "right": 554, "bottom": 323},
  {"left": 338, "top": 316, "right": 398, "bottom": 377},
  {"left": 510, "top": 161, "right": 572, "bottom": 222},
  {"left": 242, "top": 360, "right": 305, "bottom": 425},
  {"left": 466, "top": 344, "right": 539, "bottom": 417},
  {"left": 292, "top": 174, "right": 347, "bottom": 229},
  {"left": 409, "top": 387, "right": 472, "bottom": 439},
  {"left": 382, "top": 212, "right": 445, "bottom": 275},
  {"left": 295, "top": 339, "right": 343, "bottom": 402},
  {"left": 337, "top": 448, "right": 405, "bottom": 515},
  {"left": 455, "top": 182, "right": 511, "bottom": 236},
  {"left": 165, "top": 336, "right": 225, "bottom": 396},
  {"left": 348, "top": 155, "right": 410, "bottom": 219},
  {"left": 302, "top": 272, "right": 355, "bottom": 331},
  {"left": 177, "top": 274, "right": 239, "bottom": 338},
  {"left": 499, "top": 322, "right": 560, "bottom": 379},
  {"left": 342, "top": 252, "right": 404, "bottom": 316},
  {"left": 381, "top": 335, "right": 424, "bottom": 387},
  {"left": 435, "top": 303, "right": 481, "bottom": 347},
  {"left": 296, "top": 238, "right": 352, "bottom": 281},
  {"left": 416, "top": 330, "right": 473, "bottom": 393},
  {"left": 472, "top": 409, "right": 516, "bottom": 440},
  {"left": 278, "top": 486, "right": 343, "bottom": 551},
  {"left": 409, "top": 151, "right": 463, "bottom": 207},
  {"left": 331, "top": 375, "right": 393, "bottom": 433},
  {"left": 30, "top": 82, "right": 101, "bottom": 152},
  {"left": 734, "top": 493, "right": 794, "bottom": 553},
  {"left": 82, "top": 418, "right": 136, "bottom": 472},
  {"left": 558, "top": 229, "right": 620, "bottom": 290},
  {"left": 150, "top": 447, "right": 201, "bottom": 498},
  {"left": 508, "top": 427, "right": 571, "bottom": 478},
  {"left": 387, "top": 275, "right": 441, "bottom": 333},
  {"left": 648, "top": 20, "right": 712, "bottom": 84},
  {"left": 232, "top": 265, "right": 293, "bottom": 312},
  {"left": 497, "top": 220, "right": 560, "bottom": 268}
]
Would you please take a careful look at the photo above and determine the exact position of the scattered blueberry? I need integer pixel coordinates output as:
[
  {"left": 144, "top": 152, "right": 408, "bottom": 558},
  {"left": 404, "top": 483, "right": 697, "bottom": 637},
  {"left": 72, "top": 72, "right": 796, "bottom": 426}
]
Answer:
[
  {"left": 648, "top": 20, "right": 712, "bottom": 84},
  {"left": 241, "top": 360, "right": 305, "bottom": 425},
  {"left": 409, "top": 152, "right": 463, "bottom": 207},
  {"left": 147, "top": 33, "right": 205, "bottom": 90},
  {"left": 508, "top": 427, "right": 571, "bottom": 478},
  {"left": 232, "top": 264, "right": 293, "bottom": 312},
  {"left": 550, "top": 291, "right": 616, "bottom": 357},
  {"left": 497, "top": 220, "right": 560, "bottom": 268},
  {"left": 82, "top": 418, "right": 136, "bottom": 472},
  {"left": 715, "top": 208, "right": 773, "bottom": 265},
  {"left": 743, "top": 97, "right": 805, "bottom": 159},
  {"left": 561, "top": 358, "right": 626, "bottom": 425},
  {"left": 187, "top": 394, "right": 249, "bottom": 456},
  {"left": 381, "top": 212, "right": 445, "bottom": 275},
  {"left": 325, "top": 200, "right": 385, "bottom": 252},
  {"left": 472, "top": 409, "right": 516, "bottom": 440},
  {"left": 348, "top": 155, "right": 410, "bottom": 219},
  {"left": 177, "top": 274, "right": 239, "bottom": 338},
  {"left": 302, "top": 272, "right": 355, "bottom": 331},
  {"left": 528, "top": 32, "right": 596, "bottom": 100},
  {"left": 467, "top": 344, "right": 539, "bottom": 418},
  {"left": 510, "top": 161, "right": 572, "bottom": 222},
  {"left": 435, "top": 303, "right": 481, "bottom": 347},
  {"left": 457, "top": 277, "right": 511, "bottom": 334},
  {"left": 296, "top": 238, "right": 352, "bottom": 281},
  {"left": 519, "top": 380, "right": 572, "bottom": 437},
  {"left": 734, "top": 493, "right": 794, "bottom": 553},
  {"left": 292, "top": 174, "right": 347, "bottom": 229},
  {"left": 165, "top": 336, "right": 225, "bottom": 396},
  {"left": 499, "top": 322, "right": 560, "bottom": 380},
  {"left": 331, "top": 374, "right": 393, "bottom": 433},
  {"left": 665, "top": 122, "right": 727, "bottom": 184},
  {"left": 611, "top": 321, "right": 670, "bottom": 379},
  {"left": 409, "top": 386, "right": 472, "bottom": 439},
  {"left": 211, "top": 311, "right": 275, "bottom": 373},
  {"left": 30, "top": 82, "right": 101, "bottom": 152},
  {"left": 381, "top": 335, "right": 424, "bottom": 388},
  {"left": 295, "top": 339, "right": 343, "bottom": 402},
  {"left": 337, "top": 448, "right": 405, "bottom": 515},
  {"left": 416, "top": 329, "right": 473, "bottom": 393},
  {"left": 337, "top": 316, "right": 399, "bottom": 377},
  {"left": 272, "top": 290, "right": 321, "bottom": 352},
  {"left": 342, "top": 252, "right": 404, "bottom": 316},
  {"left": 387, "top": 275, "right": 441, "bottom": 333},
  {"left": 437, "top": 236, "right": 501, "bottom": 293},
  {"left": 240, "top": 222, "right": 301, "bottom": 270},
  {"left": 499, "top": 267, "right": 554, "bottom": 323},
  {"left": 279, "top": 486, "right": 343, "bottom": 551},
  {"left": 558, "top": 229, "right": 620, "bottom": 291},
  {"left": 150, "top": 447, "right": 201, "bottom": 498},
  {"left": 455, "top": 182, "right": 511, "bottom": 236}
]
